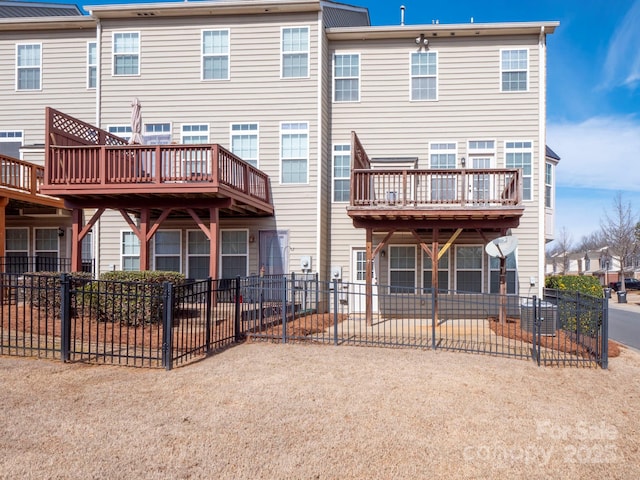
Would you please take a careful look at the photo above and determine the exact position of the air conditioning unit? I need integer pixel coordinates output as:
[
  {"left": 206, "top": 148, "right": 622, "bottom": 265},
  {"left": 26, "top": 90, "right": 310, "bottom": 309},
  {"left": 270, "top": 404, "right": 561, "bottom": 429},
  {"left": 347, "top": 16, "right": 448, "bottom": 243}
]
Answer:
[{"left": 19, "top": 207, "right": 68, "bottom": 217}]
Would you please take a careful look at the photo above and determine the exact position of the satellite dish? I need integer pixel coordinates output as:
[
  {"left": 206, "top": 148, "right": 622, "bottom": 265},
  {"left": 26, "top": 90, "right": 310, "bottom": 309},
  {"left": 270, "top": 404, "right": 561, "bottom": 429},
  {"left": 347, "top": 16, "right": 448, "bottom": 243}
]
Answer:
[{"left": 485, "top": 235, "right": 518, "bottom": 258}]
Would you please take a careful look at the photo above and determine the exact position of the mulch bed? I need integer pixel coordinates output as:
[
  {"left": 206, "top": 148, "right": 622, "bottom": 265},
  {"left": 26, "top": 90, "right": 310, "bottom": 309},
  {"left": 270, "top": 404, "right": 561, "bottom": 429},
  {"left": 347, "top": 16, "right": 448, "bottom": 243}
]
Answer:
[{"left": 251, "top": 312, "right": 348, "bottom": 338}]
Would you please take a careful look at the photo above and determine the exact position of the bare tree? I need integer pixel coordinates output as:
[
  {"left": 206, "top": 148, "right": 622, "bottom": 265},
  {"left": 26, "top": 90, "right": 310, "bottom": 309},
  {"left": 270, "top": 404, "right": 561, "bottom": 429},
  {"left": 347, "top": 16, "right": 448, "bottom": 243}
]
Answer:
[
  {"left": 576, "top": 230, "right": 605, "bottom": 252},
  {"left": 546, "top": 226, "right": 573, "bottom": 273},
  {"left": 600, "top": 193, "right": 639, "bottom": 292}
]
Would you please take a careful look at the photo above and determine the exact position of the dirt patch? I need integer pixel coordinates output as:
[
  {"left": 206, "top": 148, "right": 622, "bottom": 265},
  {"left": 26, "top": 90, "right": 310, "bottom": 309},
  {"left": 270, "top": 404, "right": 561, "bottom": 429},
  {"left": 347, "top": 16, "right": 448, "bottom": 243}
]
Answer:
[{"left": 251, "top": 312, "right": 347, "bottom": 337}]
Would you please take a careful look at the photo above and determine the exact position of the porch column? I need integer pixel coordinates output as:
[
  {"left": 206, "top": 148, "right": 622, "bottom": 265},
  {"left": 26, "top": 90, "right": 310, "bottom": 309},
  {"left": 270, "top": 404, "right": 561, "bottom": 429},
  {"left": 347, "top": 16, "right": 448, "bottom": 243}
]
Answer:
[
  {"left": 0, "top": 197, "right": 7, "bottom": 269},
  {"left": 71, "top": 208, "right": 82, "bottom": 272},
  {"left": 365, "top": 227, "right": 373, "bottom": 325},
  {"left": 432, "top": 229, "right": 439, "bottom": 325},
  {"left": 209, "top": 207, "right": 219, "bottom": 279},
  {"left": 139, "top": 208, "right": 151, "bottom": 271}
]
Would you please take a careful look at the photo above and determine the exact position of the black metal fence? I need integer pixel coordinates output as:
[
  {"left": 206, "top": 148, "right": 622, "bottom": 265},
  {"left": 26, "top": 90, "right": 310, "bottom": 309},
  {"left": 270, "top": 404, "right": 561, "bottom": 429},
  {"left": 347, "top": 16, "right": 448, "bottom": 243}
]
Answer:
[
  {"left": 0, "top": 256, "right": 94, "bottom": 275},
  {"left": 0, "top": 273, "right": 608, "bottom": 369}
]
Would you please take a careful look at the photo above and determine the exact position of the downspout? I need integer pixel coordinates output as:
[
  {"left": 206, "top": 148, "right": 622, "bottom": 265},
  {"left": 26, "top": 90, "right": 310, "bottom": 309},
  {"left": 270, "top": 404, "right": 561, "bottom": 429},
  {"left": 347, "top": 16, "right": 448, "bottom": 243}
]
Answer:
[
  {"left": 316, "top": 10, "right": 323, "bottom": 279},
  {"left": 537, "top": 25, "right": 546, "bottom": 296}
]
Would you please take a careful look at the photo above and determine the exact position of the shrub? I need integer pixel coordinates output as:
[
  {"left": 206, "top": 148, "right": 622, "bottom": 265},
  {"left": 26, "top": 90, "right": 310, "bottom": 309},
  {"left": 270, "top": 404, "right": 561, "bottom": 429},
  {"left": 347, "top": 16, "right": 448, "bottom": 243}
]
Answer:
[
  {"left": 545, "top": 275, "right": 603, "bottom": 335},
  {"left": 22, "top": 272, "right": 93, "bottom": 314},
  {"left": 545, "top": 275, "right": 603, "bottom": 298}
]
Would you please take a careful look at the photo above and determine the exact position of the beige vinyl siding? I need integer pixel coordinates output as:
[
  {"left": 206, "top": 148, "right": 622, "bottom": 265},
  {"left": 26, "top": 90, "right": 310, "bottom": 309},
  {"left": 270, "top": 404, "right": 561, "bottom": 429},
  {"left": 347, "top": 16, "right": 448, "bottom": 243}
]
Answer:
[
  {"left": 0, "top": 29, "right": 96, "bottom": 149},
  {"left": 329, "top": 34, "right": 542, "bottom": 291}
]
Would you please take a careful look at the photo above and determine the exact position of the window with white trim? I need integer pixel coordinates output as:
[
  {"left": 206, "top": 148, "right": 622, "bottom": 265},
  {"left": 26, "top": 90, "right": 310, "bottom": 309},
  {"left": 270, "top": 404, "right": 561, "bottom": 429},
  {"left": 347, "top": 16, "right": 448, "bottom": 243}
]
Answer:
[
  {"left": 501, "top": 49, "right": 528, "bottom": 92},
  {"left": 389, "top": 245, "right": 416, "bottom": 293},
  {"left": 121, "top": 231, "right": 140, "bottom": 271},
  {"left": 545, "top": 162, "right": 553, "bottom": 208},
  {"left": 455, "top": 246, "right": 483, "bottom": 293},
  {"left": 144, "top": 123, "right": 171, "bottom": 145},
  {"left": 5, "top": 228, "right": 28, "bottom": 274},
  {"left": 505, "top": 141, "right": 532, "bottom": 201},
  {"left": 411, "top": 51, "right": 437, "bottom": 100},
  {"left": 108, "top": 125, "right": 132, "bottom": 142},
  {"left": 231, "top": 123, "right": 258, "bottom": 167},
  {"left": 332, "top": 144, "right": 350, "bottom": 202},
  {"left": 280, "top": 122, "right": 308, "bottom": 184},
  {"left": 423, "top": 247, "right": 449, "bottom": 291},
  {"left": 202, "top": 29, "right": 229, "bottom": 80},
  {"left": 16, "top": 43, "right": 41, "bottom": 90},
  {"left": 113, "top": 32, "right": 139, "bottom": 76},
  {"left": 282, "top": 27, "right": 308, "bottom": 78},
  {"left": 489, "top": 252, "right": 517, "bottom": 294},
  {"left": 87, "top": 41, "right": 97, "bottom": 89},
  {"left": 187, "top": 230, "right": 210, "bottom": 279},
  {"left": 181, "top": 124, "right": 209, "bottom": 144},
  {"left": 81, "top": 231, "right": 94, "bottom": 273},
  {"left": 468, "top": 140, "right": 496, "bottom": 202},
  {"left": 0, "top": 131, "right": 23, "bottom": 158},
  {"left": 154, "top": 230, "right": 181, "bottom": 272},
  {"left": 35, "top": 228, "right": 58, "bottom": 272},
  {"left": 334, "top": 53, "right": 359, "bottom": 102},
  {"left": 429, "top": 142, "right": 457, "bottom": 201},
  {"left": 221, "top": 230, "right": 248, "bottom": 278}
]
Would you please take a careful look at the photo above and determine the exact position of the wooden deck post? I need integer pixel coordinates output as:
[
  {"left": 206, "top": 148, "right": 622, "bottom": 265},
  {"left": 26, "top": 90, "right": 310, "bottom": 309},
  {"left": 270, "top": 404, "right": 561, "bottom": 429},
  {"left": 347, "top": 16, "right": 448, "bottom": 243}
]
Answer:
[
  {"left": 139, "top": 208, "right": 150, "bottom": 271},
  {"left": 0, "top": 197, "right": 7, "bottom": 271},
  {"left": 71, "top": 208, "right": 82, "bottom": 272},
  {"left": 432, "top": 229, "right": 439, "bottom": 325},
  {"left": 366, "top": 227, "right": 373, "bottom": 325},
  {"left": 209, "top": 207, "right": 219, "bottom": 280}
]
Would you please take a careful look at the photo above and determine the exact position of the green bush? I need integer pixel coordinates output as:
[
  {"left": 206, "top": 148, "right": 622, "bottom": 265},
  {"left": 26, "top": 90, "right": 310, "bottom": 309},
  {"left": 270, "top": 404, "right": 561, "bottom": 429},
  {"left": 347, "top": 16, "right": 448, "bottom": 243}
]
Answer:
[
  {"left": 545, "top": 275, "right": 603, "bottom": 335},
  {"left": 23, "top": 272, "right": 94, "bottom": 314},
  {"left": 94, "top": 270, "right": 185, "bottom": 326},
  {"left": 545, "top": 275, "right": 604, "bottom": 297}
]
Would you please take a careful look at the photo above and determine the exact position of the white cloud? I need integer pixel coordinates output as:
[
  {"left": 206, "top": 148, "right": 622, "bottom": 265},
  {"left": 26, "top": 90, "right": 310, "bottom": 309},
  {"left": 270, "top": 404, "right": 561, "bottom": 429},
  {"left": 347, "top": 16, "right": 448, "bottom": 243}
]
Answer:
[
  {"left": 602, "top": 0, "right": 640, "bottom": 89},
  {"left": 547, "top": 116, "right": 640, "bottom": 191}
]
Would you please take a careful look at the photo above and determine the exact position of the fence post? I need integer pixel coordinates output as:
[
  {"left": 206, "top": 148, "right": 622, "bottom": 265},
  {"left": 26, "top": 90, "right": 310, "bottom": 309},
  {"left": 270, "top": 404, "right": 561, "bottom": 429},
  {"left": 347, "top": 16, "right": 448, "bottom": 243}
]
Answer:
[
  {"left": 601, "top": 297, "right": 609, "bottom": 369},
  {"left": 333, "top": 278, "right": 339, "bottom": 346},
  {"left": 431, "top": 287, "right": 436, "bottom": 350},
  {"left": 533, "top": 295, "right": 541, "bottom": 366},
  {"left": 282, "top": 275, "right": 288, "bottom": 343},
  {"left": 60, "top": 273, "right": 71, "bottom": 362},
  {"left": 234, "top": 276, "right": 241, "bottom": 343},
  {"left": 161, "top": 282, "right": 174, "bottom": 371},
  {"left": 205, "top": 277, "right": 212, "bottom": 353}
]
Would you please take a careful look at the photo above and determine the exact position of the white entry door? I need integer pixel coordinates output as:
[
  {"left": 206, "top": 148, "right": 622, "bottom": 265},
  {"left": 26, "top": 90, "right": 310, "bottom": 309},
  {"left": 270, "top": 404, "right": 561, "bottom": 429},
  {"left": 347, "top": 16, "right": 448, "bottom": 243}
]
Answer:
[{"left": 350, "top": 249, "right": 378, "bottom": 314}]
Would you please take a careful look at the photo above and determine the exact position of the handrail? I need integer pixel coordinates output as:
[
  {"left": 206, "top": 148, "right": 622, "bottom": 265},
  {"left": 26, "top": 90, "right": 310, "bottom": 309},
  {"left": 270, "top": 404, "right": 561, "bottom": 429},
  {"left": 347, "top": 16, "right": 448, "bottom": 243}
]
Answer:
[{"left": 0, "top": 153, "right": 44, "bottom": 195}]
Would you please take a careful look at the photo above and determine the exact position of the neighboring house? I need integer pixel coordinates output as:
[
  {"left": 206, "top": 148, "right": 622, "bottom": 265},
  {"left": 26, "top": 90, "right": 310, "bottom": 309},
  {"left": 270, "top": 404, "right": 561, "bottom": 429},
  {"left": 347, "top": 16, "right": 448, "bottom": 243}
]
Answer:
[
  {"left": 546, "top": 247, "right": 640, "bottom": 286},
  {"left": 0, "top": 0, "right": 559, "bottom": 306}
]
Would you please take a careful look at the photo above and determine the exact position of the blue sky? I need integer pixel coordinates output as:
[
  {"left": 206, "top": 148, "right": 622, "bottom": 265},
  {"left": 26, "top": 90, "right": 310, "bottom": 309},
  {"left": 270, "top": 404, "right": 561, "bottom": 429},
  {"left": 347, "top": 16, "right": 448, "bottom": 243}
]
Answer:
[{"left": 59, "top": 0, "right": 640, "bottom": 245}]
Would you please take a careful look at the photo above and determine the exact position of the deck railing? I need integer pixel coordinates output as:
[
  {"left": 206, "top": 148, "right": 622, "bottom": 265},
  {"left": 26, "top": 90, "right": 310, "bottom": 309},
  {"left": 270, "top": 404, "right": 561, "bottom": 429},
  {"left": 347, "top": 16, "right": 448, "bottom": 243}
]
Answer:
[
  {"left": 350, "top": 168, "right": 522, "bottom": 208},
  {"left": 0, "top": 154, "right": 44, "bottom": 195}
]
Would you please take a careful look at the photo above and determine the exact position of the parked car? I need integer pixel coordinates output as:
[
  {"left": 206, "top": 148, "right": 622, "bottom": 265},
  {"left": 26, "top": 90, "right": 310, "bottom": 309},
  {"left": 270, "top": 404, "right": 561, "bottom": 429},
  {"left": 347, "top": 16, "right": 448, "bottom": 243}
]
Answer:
[{"left": 609, "top": 279, "right": 640, "bottom": 291}]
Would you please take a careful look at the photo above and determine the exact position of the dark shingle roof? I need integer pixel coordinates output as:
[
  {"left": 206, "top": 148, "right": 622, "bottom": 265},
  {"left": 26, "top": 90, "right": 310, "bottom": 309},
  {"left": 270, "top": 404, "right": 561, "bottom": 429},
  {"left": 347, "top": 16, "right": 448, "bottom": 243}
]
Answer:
[
  {"left": 545, "top": 145, "right": 560, "bottom": 161},
  {"left": 323, "top": 1, "right": 370, "bottom": 28},
  {"left": 0, "top": 1, "right": 82, "bottom": 18}
]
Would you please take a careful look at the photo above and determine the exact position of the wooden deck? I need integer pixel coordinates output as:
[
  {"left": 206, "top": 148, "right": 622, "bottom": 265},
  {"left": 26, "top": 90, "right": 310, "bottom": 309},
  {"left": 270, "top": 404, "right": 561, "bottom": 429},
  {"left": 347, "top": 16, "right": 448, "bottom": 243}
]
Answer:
[{"left": 0, "top": 154, "right": 64, "bottom": 210}]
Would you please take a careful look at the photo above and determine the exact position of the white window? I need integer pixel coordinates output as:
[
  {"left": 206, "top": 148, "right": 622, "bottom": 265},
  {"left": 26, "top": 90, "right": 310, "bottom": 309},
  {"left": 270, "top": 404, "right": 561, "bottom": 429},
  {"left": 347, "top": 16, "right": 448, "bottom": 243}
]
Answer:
[
  {"left": 282, "top": 27, "right": 309, "bottom": 78},
  {"left": 87, "top": 41, "right": 97, "bottom": 89},
  {"left": 334, "top": 53, "right": 359, "bottom": 102},
  {"left": 489, "top": 252, "right": 517, "bottom": 294},
  {"left": 81, "top": 231, "right": 94, "bottom": 273},
  {"left": 220, "top": 230, "right": 248, "bottom": 278},
  {"left": 231, "top": 123, "right": 258, "bottom": 167},
  {"left": 410, "top": 51, "right": 437, "bottom": 100},
  {"left": 108, "top": 125, "right": 132, "bottom": 142},
  {"left": 35, "top": 228, "right": 59, "bottom": 272},
  {"left": 545, "top": 162, "right": 553, "bottom": 208},
  {"left": 501, "top": 49, "right": 528, "bottom": 92},
  {"left": 423, "top": 247, "right": 449, "bottom": 291},
  {"left": 5, "top": 228, "right": 28, "bottom": 274},
  {"left": 455, "top": 246, "right": 483, "bottom": 293},
  {"left": 187, "top": 230, "right": 210, "bottom": 279},
  {"left": 144, "top": 123, "right": 171, "bottom": 145},
  {"left": 113, "top": 32, "right": 139, "bottom": 76},
  {"left": 429, "top": 142, "right": 457, "bottom": 201},
  {"left": 202, "top": 29, "right": 229, "bottom": 80},
  {"left": 16, "top": 43, "right": 41, "bottom": 90},
  {"left": 181, "top": 124, "right": 209, "bottom": 144},
  {"left": 332, "top": 144, "right": 350, "bottom": 202},
  {"left": 505, "top": 141, "right": 532, "bottom": 201},
  {"left": 0, "top": 131, "right": 23, "bottom": 158},
  {"left": 154, "top": 230, "right": 181, "bottom": 272},
  {"left": 468, "top": 140, "right": 496, "bottom": 202},
  {"left": 280, "top": 122, "right": 308, "bottom": 184},
  {"left": 389, "top": 245, "right": 416, "bottom": 293},
  {"left": 121, "top": 231, "right": 140, "bottom": 271}
]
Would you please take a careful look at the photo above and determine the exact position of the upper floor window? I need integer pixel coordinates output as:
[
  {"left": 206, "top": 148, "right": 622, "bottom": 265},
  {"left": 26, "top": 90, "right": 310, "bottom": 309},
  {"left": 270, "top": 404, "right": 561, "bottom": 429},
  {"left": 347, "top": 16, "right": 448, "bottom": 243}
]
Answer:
[
  {"left": 334, "top": 54, "right": 359, "bottom": 102},
  {"left": 87, "top": 41, "right": 97, "bottom": 89},
  {"left": 501, "top": 49, "right": 528, "bottom": 92},
  {"left": 16, "top": 43, "right": 41, "bottom": 90},
  {"left": 505, "top": 141, "right": 532, "bottom": 201},
  {"left": 181, "top": 124, "right": 209, "bottom": 144},
  {"left": 113, "top": 32, "right": 139, "bottom": 76},
  {"left": 545, "top": 162, "right": 553, "bottom": 208},
  {"left": 280, "top": 122, "right": 308, "bottom": 184},
  {"left": 332, "top": 144, "right": 350, "bottom": 202},
  {"left": 282, "top": 27, "right": 308, "bottom": 78},
  {"left": 410, "top": 51, "right": 437, "bottom": 100},
  {"left": 144, "top": 123, "right": 171, "bottom": 145},
  {"left": 202, "top": 29, "right": 229, "bottom": 80},
  {"left": 231, "top": 123, "right": 258, "bottom": 168},
  {"left": 108, "top": 125, "right": 131, "bottom": 142},
  {"left": 0, "top": 131, "right": 23, "bottom": 158}
]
